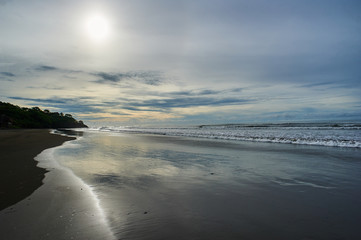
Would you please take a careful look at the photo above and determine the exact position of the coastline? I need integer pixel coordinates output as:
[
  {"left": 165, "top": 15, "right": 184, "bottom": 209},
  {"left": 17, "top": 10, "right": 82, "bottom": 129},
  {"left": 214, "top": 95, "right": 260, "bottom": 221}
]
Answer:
[
  {"left": 1, "top": 129, "right": 360, "bottom": 239},
  {"left": 0, "top": 129, "right": 75, "bottom": 210},
  {"left": 54, "top": 131, "right": 361, "bottom": 239},
  {"left": 0, "top": 129, "right": 116, "bottom": 240}
]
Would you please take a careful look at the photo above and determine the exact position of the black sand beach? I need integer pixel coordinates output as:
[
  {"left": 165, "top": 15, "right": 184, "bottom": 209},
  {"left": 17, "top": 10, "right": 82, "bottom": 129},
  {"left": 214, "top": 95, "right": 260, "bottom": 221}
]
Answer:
[
  {"left": 1, "top": 130, "right": 361, "bottom": 240},
  {"left": 0, "top": 130, "right": 116, "bottom": 240},
  {"left": 0, "top": 129, "right": 75, "bottom": 210},
  {"left": 43, "top": 132, "right": 361, "bottom": 240}
]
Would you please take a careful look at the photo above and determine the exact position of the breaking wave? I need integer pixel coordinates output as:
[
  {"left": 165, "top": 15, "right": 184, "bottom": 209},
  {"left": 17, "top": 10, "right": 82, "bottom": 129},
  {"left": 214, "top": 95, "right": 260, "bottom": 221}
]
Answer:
[{"left": 89, "top": 123, "right": 361, "bottom": 148}]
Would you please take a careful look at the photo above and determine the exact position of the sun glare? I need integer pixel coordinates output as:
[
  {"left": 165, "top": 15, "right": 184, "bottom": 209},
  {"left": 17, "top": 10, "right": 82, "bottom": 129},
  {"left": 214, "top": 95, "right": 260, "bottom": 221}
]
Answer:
[{"left": 86, "top": 14, "right": 110, "bottom": 42}]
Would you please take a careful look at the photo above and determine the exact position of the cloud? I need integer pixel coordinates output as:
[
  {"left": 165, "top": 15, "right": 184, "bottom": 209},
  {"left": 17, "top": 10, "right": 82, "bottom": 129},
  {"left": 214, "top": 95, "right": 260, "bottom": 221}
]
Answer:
[
  {"left": 30, "top": 65, "right": 164, "bottom": 87},
  {"left": 168, "top": 91, "right": 194, "bottom": 96},
  {"left": 0, "top": 71, "right": 15, "bottom": 77},
  {"left": 299, "top": 81, "right": 336, "bottom": 88},
  {"left": 197, "top": 90, "right": 219, "bottom": 95},
  {"left": 122, "top": 106, "right": 166, "bottom": 112},
  {"left": 8, "top": 96, "right": 68, "bottom": 104},
  {"left": 93, "top": 72, "right": 126, "bottom": 83},
  {"left": 35, "top": 65, "right": 58, "bottom": 71},
  {"left": 93, "top": 70, "right": 163, "bottom": 86},
  {"left": 167, "top": 88, "right": 242, "bottom": 97},
  {"left": 127, "top": 96, "right": 252, "bottom": 110},
  {"left": 0, "top": 72, "right": 14, "bottom": 81},
  {"left": 131, "top": 71, "right": 163, "bottom": 86},
  {"left": 259, "top": 108, "right": 361, "bottom": 122},
  {"left": 108, "top": 111, "right": 131, "bottom": 116},
  {"left": 61, "top": 104, "right": 103, "bottom": 114},
  {"left": 231, "top": 88, "right": 243, "bottom": 93},
  {"left": 27, "top": 85, "right": 65, "bottom": 90},
  {"left": 6, "top": 96, "right": 136, "bottom": 117},
  {"left": 7, "top": 96, "right": 101, "bottom": 113}
]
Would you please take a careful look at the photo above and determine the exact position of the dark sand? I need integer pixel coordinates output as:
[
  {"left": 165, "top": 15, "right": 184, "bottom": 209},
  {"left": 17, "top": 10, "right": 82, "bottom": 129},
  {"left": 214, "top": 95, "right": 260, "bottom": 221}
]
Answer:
[
  {"left": 0, "top": 130, "right": 116, "bottom": 240},
  {"left": 0, "top": 129, "right": 75, "bottom": 210},
  {"left": 2, "top": 130, "right": 361, "bottom": 239}
]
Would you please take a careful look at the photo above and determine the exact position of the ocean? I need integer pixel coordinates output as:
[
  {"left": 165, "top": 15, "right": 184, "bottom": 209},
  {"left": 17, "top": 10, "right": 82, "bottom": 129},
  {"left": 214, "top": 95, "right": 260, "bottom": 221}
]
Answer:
[
  {"left": 91, "top": 122, "right": 361, "bottom": 148},
  {"left": 47, "top": 122, "right": 361, "bottom": 239}
]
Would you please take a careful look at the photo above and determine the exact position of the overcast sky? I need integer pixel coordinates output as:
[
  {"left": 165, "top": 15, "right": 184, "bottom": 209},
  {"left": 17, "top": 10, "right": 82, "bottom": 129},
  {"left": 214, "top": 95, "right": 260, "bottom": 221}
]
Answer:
[{"left": 1, "top": 0, "right": 360, "bottom": 126}]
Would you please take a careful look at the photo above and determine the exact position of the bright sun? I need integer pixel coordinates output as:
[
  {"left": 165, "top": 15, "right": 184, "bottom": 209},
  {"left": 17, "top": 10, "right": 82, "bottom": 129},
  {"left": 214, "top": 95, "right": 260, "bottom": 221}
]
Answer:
[{"left": 86, "top": 14, "right": 110, "bottom": 42}]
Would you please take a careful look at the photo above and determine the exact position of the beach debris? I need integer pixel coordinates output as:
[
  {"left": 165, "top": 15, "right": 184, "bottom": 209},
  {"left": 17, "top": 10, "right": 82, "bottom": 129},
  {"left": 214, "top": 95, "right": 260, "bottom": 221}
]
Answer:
[{"left": 143, "top": 211, "right": 148, "bottom": 214}]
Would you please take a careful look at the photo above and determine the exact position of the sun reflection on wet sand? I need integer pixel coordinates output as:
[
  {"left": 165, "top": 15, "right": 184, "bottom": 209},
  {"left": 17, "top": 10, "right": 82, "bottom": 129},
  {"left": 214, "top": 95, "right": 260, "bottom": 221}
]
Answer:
[
  {"left": 58, "top": 131, "right": 361, "bottom": 240},
  {"left": 0, "top": 141, "right": 116, "bottom": 240}
]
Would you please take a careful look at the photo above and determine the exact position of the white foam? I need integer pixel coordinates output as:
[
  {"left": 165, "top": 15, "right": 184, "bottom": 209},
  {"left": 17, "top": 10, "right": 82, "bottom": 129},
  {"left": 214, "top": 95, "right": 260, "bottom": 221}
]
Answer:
[
  {"left": 36, "top": 139, "right": 116, "bottom": 239},
  {"left": 86, "top": 124, "right": 361, "bottom": 148},
  {"left": 0, "top": 137, "right": 116, "bottom": 240}
]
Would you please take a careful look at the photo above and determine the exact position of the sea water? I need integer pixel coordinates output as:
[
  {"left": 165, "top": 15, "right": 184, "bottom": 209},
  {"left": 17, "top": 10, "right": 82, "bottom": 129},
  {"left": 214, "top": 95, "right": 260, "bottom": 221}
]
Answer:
[
  {"left": 92, "top": 122, "right": 361, "bottom": 148},
  {"left": 51, "top": 123, "right": 361, "bottom": 239}
]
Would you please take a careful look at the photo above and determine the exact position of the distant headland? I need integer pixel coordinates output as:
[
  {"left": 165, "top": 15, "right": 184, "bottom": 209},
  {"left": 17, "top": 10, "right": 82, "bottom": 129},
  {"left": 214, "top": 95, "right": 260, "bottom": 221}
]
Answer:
[{"left": 0, "top": 101, "right": 88, "bottom": 129}]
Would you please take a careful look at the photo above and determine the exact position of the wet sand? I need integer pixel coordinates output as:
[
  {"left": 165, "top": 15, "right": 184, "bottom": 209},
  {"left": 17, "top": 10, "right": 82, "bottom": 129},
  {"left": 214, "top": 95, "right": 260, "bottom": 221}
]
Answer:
[
  {"left": 0, "top": 129, "right": 75, "bottom": 210},
  {"left": 2, "top": 130, "right": 361, "bottom": 239},
  {"left": 53, "top": 132, "right": 361, "bottom": 240},
  {"left": 0, "top": 130, "right": 115, "bottom": 240}
]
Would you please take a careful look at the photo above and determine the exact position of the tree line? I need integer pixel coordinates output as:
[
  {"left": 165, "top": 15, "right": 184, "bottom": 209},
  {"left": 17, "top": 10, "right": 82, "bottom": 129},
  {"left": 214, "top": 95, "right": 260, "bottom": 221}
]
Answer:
[{"left": 0, "top": 101, "right": 88, "bottom": 128}]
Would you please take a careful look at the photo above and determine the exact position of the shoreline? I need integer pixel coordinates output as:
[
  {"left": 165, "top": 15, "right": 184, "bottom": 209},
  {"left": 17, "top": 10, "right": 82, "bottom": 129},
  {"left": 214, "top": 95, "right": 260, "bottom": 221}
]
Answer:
[
  {"left": 0, "top": 129, "right": 75, "bottom": 210},
  {"left": 0, "top": 130, "right": 116, "bottom": 240},
  {"left": 1, "top": 130, "right": 360, "bottom": 239}
]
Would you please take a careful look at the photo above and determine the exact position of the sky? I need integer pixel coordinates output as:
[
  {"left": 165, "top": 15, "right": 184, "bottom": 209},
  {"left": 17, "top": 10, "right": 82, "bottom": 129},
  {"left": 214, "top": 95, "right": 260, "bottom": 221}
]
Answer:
[{"left": 1, "top": 0, "right": 360, "bottom": 126}]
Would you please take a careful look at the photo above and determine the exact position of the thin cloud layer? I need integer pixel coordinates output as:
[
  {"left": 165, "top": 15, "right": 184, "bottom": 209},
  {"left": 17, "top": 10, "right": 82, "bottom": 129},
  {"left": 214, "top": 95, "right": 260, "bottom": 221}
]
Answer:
[
  {"left": 0, "top": 0, "right": 360, "bottom": 125},
  {"left": 128, "top": 97, "right": 252, "bottom": 110},
  {"left": 35, "top": 65, "right": 58, "bottom": 71},
  {"left": 93, "top": 71, "right": 164, "bottom": 86},
  {"left": 0, "top": 72, "right": 15, "bottom": 77}
]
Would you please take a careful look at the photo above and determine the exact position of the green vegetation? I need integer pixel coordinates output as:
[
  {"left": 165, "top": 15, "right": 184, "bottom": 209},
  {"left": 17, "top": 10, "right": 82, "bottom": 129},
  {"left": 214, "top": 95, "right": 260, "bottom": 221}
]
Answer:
[{"left": 0, "top": 101, "right": 88, "bottom": 128}]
